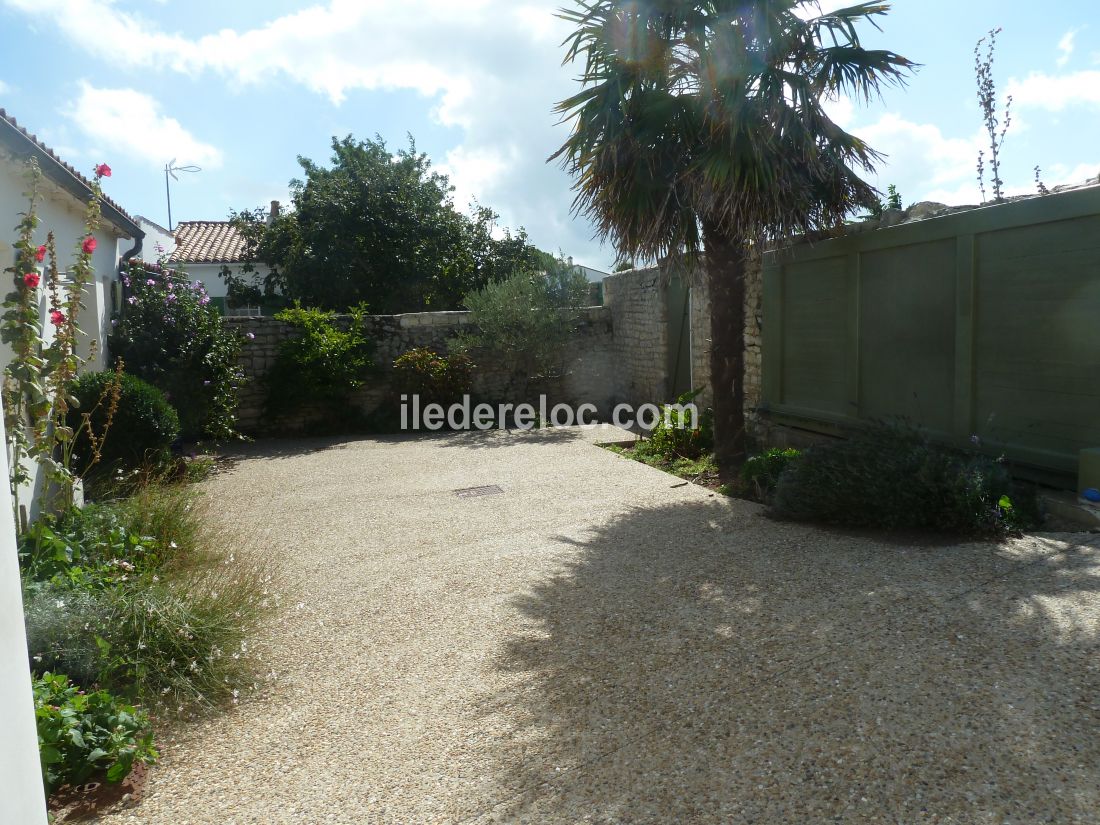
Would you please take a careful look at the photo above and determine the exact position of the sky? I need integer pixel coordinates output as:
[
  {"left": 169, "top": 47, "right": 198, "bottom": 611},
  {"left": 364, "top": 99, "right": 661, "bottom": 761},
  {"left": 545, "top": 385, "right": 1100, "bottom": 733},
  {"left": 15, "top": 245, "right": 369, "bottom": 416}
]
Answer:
[{"left": 1, "top": 0, "right": 1098, "bottom": 271}]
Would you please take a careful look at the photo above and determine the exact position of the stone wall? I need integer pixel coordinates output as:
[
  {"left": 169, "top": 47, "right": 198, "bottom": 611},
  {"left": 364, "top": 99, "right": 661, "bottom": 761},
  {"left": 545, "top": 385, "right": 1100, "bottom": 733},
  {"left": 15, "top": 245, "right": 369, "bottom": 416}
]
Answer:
[
  {"left": 227, "top": 259, "right": 763, "bottom": 436},
  {"left": 226, "top": 308, "right": 614, "bottom": 434},
  {"left": 601, "top": 267, "right": 668, "bottom": 406},
  {"left": 601, "top": 258, "right": 763, "bottom": 429}
]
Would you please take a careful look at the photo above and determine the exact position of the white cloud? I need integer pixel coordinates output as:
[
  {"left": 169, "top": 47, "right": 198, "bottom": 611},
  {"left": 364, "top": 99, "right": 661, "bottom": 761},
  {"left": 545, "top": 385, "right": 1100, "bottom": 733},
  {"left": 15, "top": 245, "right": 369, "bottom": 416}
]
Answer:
[
  {"left": 0, "top": 79, "right": 9, "bottom": 94},
  {"left": 4, "top": 0, "right": 609, "bottom": 264},
  {"left": 1037, "top": 161, "right": 1100, "bottom": 187},
  {"left": 66, "top": 82, "right": 223, "bottom": 169},
  {"left": 1057, "top": 29, "right": 1078, "bottom": 68},
  {"left": 857, "top": 114, "right": 984, "bottom": 188},
  {"left": 1006, "top": 70, "right": 1100, "bottom": 111}
]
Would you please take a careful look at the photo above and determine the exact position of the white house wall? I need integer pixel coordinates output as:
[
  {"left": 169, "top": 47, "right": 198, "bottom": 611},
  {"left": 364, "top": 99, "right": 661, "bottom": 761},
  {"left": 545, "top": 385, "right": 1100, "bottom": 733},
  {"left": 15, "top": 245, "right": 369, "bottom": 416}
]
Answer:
[
  {"left": 0, "top": 151, "right": 133, "bottom": 521},
  {"left": 185, "top": 261, "right": 271, "bottom": 301}
]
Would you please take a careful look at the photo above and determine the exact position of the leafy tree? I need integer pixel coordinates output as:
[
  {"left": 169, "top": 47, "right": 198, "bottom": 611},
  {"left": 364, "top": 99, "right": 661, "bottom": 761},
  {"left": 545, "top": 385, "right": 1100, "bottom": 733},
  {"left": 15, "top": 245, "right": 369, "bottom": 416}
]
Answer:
[
  {"left": 553, "top": 0, "right": 914, "bottom": 471},
  {"left": 226, "top": 135, "right": 554, "bottom": 313}
]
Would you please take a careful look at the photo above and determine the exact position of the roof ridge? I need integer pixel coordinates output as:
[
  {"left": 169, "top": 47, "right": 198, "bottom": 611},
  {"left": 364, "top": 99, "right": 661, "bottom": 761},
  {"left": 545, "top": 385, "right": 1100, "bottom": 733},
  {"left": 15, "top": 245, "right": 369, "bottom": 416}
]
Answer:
[{"left": 0, "top": 107, "right": 140, "bottom": 235}]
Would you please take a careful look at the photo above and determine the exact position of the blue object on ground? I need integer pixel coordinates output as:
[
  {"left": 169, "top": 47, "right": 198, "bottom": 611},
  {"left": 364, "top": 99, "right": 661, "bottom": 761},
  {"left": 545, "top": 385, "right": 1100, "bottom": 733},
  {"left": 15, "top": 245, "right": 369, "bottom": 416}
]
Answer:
[{"left": 1082, "top": 487, "right": 1100, "bottom": 503}]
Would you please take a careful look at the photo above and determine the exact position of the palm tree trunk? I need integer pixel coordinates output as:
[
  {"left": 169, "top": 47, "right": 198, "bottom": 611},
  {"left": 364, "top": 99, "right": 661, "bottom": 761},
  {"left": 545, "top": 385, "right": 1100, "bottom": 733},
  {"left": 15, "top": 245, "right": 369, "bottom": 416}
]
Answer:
[{"left": 703, "top": 228, "right": 748, "bottom": 476}]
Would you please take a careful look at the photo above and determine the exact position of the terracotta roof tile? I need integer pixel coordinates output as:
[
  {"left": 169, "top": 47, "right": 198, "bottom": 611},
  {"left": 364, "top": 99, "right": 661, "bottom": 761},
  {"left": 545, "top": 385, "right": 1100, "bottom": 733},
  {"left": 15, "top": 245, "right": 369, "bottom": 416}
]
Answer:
[
  {"left": 0, "top": 107, "right": 140, "bottom": 236},
  {"left": 171, "top": 221, "right": 251, "bottom": 264}
]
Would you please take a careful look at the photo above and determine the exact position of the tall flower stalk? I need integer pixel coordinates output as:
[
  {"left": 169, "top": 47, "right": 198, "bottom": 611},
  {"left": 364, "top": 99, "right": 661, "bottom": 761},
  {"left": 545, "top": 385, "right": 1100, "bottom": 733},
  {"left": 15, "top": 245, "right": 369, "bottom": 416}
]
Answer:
[
  {"left": 2, "top": 159, "right": 119, "bottom": 524},
  {"left": 974, "top": 28, "right": 1012, "bottom": 203}
]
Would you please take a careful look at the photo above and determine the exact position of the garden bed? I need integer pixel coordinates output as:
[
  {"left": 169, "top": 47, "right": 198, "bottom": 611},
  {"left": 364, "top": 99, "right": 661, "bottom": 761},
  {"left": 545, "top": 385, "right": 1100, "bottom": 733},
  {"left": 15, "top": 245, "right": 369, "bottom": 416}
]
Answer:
[{"left": 602, "top": 443, "right": 728, "bottom": 495}]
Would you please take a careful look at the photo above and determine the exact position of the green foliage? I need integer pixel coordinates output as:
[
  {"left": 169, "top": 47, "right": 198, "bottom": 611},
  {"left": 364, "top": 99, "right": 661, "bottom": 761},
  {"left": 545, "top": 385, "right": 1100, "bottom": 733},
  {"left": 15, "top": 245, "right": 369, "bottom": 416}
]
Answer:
[
  {"left": 3, "top": 159, "right": 112, "bottom": 516},
  {"left": 771, "top": 422, "right": 1041, "bottom": 537},
  {"left": 19, "top": 504, "right": 162, "bottom": 589},
  {"left": 67, "top": 370, "right": 179, "bottom": 488},
  {"left": 886, "top": 184, "right": 903, "bottom": 211},
  {"left": 225, "top": 135, "right": 556, "bottom": 312},
  {"left": 20, "top": 485, "right": 275, "bottom": 712},
  {"left": 552, "top": 2, "right": 914, "bottom": 263},
  {"left": 267, "top": 303, "right": 374, "bottom": 417},
  {"left": 861, "top": 183, "right": 902, "bottom": 221},
  {"left": 454, "top": 263, "right": 591, "bottom": 386},
  {"left": 393, "top": 348, "right": 473, "bottom": 407},
  {"left": 605, "top": 442, "right": 719, "bottom": 486},
  {"left": 34, "top": 672, "right": 156, "bottom": 795},
  {"left": 740, "top": 448, "right": 802, "bottom": 500},
  {"left": 634, "top": 390, "right": 714, "bottom": 461},
  {"left": 111, "top": 263, "right": 244, "bottom": 441}
]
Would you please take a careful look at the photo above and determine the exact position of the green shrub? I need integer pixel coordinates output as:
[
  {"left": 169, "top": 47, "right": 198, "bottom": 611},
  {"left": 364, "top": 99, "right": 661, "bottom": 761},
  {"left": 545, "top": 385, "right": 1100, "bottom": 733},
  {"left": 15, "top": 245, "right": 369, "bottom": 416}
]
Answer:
[
  {"left": 393, "top": 347, "right": 473, "bottom": 408},
  {"left": 771, "top": 422, "right": 1040, "bottom": 536},
  {"left": 19, "top": 504, "right": 162, "bottom": 588},
  {"left": 634, "top": 389, "right": 714, "bottom": 460},
  {"left": 19, "top": 485, "right": 276, "bottom": 712},
  {"left": 34, "top": 672, "right": 157, "bottom": 796},
  {"left": 110, "top": 262, "right": 243, "bottom": 441},
  {"left": 453, "top": 262, "right": 590, "bottom": 389},
  {"left": 67, "top": 370, "right": 179, "bottom": 487},
  {"left": 740, "top": 447, "right": 801, "bottom": 500},
  {"left": 266, "top": 303, "right": 374, "bottom": 417}
]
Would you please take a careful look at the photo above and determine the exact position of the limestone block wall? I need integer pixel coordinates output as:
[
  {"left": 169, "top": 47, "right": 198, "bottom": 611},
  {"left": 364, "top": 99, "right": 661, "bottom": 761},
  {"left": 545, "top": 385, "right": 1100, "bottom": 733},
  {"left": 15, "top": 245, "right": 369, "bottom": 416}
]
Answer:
[
  {"left": 601, "top": 267, "right": 669, "bottom": 407},
  {"left": 226, "top": 307, "right": 614, "bottom": 434},
  {"left": 602, "top": 259, "right": 763, "bottom": 429}
]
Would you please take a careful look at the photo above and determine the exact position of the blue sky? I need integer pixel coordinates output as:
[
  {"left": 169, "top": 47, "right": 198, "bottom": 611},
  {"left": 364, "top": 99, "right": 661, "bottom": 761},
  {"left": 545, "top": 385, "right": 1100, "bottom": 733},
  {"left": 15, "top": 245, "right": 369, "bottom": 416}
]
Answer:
[{"left": 1, "top": 0, "right": 1098, "bottom": 270}]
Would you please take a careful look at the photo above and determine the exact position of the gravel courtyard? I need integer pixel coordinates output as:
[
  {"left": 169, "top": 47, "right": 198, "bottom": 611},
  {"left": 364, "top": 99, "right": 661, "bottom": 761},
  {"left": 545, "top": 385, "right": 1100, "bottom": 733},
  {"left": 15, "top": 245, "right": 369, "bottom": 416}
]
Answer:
[{"left": 102, "top": 427, "right": 1100, "bottom": 824}]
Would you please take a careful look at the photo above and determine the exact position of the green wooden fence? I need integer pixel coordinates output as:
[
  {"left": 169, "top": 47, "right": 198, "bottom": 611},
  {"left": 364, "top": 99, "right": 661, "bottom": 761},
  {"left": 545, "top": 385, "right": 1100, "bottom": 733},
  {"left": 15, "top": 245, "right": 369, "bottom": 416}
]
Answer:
[{"left": 761, "top": 185, "right": 1100, "bottom": 482}]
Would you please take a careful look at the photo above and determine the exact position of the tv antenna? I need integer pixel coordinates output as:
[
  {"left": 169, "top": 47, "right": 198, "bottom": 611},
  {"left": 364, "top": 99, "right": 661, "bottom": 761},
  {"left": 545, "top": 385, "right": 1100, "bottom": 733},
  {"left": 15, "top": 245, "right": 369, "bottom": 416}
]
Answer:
[{"left": 164, "top": 159, "right": 201, "bottom": 231}]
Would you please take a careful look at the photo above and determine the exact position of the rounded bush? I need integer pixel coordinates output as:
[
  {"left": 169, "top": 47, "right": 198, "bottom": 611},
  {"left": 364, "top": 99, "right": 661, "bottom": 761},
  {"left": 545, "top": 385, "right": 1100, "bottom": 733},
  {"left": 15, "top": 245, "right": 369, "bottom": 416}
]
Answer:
[
  {"left": 67, "top": 370, "right": 180, "bottom": 482},
  {"left": 770, "top": 422, "right": 1039, "bottom": 537},
  {"left": 393, "top": 347, "right": 473, "bottom": 408}
]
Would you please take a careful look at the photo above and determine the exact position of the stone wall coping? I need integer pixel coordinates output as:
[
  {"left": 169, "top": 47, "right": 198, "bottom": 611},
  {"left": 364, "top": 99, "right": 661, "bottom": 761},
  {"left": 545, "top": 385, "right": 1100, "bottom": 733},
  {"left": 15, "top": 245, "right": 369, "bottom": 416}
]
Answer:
[{"left": 223, "top": 306, "right": 609, "bottom": 327}]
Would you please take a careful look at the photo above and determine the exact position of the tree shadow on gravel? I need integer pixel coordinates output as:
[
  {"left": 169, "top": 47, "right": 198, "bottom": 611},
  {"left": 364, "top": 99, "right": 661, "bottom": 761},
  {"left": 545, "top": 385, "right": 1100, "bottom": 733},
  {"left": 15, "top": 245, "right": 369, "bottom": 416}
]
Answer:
[
  {"left": 432, "top": 427, "right": 595, "bottom": 451},
  {"left": 474, "top": 499, "right": 1100, "bottom": 823}
]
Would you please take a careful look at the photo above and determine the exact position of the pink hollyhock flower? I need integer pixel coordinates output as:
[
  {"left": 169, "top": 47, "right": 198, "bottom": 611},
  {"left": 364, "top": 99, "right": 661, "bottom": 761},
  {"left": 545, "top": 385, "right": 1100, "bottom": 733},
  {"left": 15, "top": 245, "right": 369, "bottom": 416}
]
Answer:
[
  {"left": 35, "top": 245, "right": 47, "bottom": 262},
  {"left": 95, "top": 163, "right": 112, "bottom": 178},
  {"left": 81, "top": 236, "right": 97, "bottom": 254},
  {"left": 146, "top": 279, "right": 156, "bottom": 286},
  {"left": 50, "top": 310, "right": 66, "bottom": 326},
  {"left": 246, "top": 332, "right": 255, "bottom": 340},
  {"left": 23, "top": 272, "right": 40, "bottom": 289}
]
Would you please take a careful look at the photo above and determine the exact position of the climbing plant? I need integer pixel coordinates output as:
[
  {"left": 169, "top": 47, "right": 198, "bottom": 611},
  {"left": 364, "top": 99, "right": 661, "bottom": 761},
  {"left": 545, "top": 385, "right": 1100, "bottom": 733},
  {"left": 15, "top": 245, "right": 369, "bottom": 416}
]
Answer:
[{"left": 1, "top": 159, "right": 120, "bottom": 522}]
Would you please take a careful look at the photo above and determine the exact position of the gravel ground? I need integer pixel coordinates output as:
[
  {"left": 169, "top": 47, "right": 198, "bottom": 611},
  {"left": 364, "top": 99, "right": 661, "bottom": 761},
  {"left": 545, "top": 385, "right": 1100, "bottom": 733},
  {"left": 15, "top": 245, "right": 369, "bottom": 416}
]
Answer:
[{"left": 97, "top": 426, "right": 1100, "bottom": 824}]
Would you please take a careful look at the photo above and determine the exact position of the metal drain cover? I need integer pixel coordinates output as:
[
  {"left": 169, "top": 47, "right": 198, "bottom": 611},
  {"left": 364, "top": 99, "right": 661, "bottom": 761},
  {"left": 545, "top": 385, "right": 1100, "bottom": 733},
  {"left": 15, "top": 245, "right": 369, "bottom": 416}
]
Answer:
[{"left": 454, "top": 485, "right": 504, "bottom": 499}]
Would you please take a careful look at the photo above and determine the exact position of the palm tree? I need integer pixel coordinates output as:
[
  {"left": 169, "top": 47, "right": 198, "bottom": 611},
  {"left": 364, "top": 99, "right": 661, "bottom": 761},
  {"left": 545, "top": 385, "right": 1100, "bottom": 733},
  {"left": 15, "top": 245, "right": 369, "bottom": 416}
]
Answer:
[{"left": 552, "top": 0, "right": 915, "bottom": 470}]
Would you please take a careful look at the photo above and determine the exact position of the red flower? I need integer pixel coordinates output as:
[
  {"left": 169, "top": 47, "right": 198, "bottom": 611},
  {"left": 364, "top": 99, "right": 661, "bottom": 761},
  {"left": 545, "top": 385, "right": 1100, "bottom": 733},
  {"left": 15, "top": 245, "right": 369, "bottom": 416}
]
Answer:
[
  {"left": 35, "top": 245, "right": 47, "bottom": 262},
  {"left": 23, "top": 272, "right": 40, "bottom": 289},
  {"left": 50, "top": 310, "right": 66, "bottom": 326},
  {"left": 95, "top": 163, "right": 112, "bottom": 178},
  {"left": 81, "top": 236, "right": 97, "bottom": 254}
]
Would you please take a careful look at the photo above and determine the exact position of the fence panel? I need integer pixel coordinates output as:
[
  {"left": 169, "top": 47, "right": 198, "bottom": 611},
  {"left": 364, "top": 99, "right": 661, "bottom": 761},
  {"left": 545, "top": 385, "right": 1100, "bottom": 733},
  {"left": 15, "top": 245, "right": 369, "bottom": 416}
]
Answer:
[{"left": 762, "top": 186, "right": 1100, "bottom": 480}]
